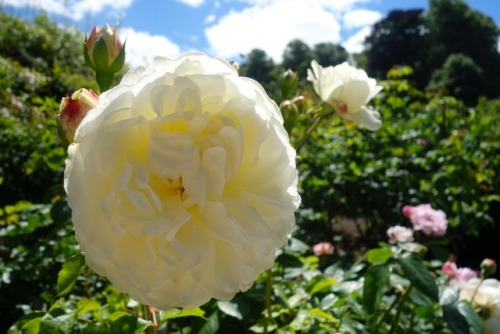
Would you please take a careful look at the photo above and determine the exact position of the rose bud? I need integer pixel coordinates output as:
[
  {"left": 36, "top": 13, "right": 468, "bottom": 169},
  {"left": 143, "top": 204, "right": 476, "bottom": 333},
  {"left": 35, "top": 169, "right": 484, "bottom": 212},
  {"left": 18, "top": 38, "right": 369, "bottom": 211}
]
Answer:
[
  {"left": 58, "top": 88, "right": 98, "bottom": 144},
  {"left": 481, "top": 258, "right": 497, "bottom": 278},
  {"left": 84, "top": 24, "right": 126, "bottom": 92},
  {"left": 84, "top": 24, "right": 125, "bottom": 73},
  {"left": 280, "top": 68, "right": 298, "bottom": 99}
]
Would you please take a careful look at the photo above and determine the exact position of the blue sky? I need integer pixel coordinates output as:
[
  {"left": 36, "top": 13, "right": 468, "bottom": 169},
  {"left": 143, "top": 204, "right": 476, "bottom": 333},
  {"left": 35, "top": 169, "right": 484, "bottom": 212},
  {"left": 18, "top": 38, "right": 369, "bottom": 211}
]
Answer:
[{"left": 2, "top": 0, "right": 499, "bottom": 68}]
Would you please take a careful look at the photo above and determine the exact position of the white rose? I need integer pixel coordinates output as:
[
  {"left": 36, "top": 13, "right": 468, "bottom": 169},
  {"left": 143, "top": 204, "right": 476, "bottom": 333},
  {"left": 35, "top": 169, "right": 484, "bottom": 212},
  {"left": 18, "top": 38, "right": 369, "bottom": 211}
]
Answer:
[
  {"left": 64, "top": 52, "right": 300, "bottom": 309},
  {"left": 459, "top": 278, "right": 500, "bottom": 333},
  {"left": 307, "top": 60, "right": 383, "bottom": 131},
  {"left": 386, "top": 225, "right": 414, "bottom": 244}
]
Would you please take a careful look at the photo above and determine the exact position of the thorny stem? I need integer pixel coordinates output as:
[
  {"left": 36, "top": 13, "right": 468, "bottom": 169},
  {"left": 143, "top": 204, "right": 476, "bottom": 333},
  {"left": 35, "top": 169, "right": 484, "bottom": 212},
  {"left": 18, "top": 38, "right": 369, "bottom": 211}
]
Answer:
[
  {"left": 375, "top": 291, "right": 401, "bottom": 331},
  {"left": 470, "top": 277, "right": 485, "bottom": 306},
  {"left": 264, "top": 269, "right": 273, "bottom": 334},
  {"left": 143, "top": 305, "right": 159, "bottom": 334},
  {"left": 388, "top": 284, "right": 413, "bottom": 334}
]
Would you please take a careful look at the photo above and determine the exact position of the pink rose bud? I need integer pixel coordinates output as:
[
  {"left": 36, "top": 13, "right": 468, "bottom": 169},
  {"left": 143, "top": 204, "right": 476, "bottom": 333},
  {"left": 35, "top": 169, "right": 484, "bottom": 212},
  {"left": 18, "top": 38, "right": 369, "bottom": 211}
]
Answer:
[
  {"left": 402, "top": 205, "right": 413, "bottom": 217},
  {"left": 58, "top": 88, "right": 98, "bottom": 143},
  {"left": 442, "top": 261, "right": 457, "bottom": 278},
  {"left": 386, "top": 225, "right": 414, "bottom": 244},
  {"left": 84, "top": 24, "right": 125, "bottom": 73},
  {"left": 313, "top": 242, "right": 334, "bottom": 256},
  {"left": 480, "top": 258, "right": 497, "bottom": 277},
  {"left": 403, "top": 204, "right": 448, "bottom": 237},
  {"left": 416, "top": 138, "right": 427, "bottom": 146}
]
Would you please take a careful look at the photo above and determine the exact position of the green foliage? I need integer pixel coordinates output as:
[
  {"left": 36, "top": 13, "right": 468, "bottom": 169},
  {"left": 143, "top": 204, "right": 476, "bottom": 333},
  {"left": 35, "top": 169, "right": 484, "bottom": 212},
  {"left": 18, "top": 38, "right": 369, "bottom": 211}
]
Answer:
[
  {"left": 295, "top": 68, "right": 498, "bottom": 251},
  {"left": 1, "top": 8, "right": 499, "bottom": 334}
]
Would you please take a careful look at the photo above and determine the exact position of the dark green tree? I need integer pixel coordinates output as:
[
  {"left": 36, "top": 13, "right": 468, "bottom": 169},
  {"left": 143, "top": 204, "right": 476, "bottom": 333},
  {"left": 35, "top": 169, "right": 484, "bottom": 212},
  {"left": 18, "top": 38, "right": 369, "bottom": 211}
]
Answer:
[
  {"left": 313, "top": 42, "right": 348, "bottom": 66},
  {"left": 364, "top": 9, "right": 430, "bottom": 87},
  {"left": 427, "top": 53, "right": 484, "bottom": 105},
  {"left": 239, "top": 48, "right": 275, "bottom": 84},
  {"left": 427, "top": 0, "right": 500, "bottom": 99},
  {"left": 282, "top": 39, "right": 314, "bottom": 77}
]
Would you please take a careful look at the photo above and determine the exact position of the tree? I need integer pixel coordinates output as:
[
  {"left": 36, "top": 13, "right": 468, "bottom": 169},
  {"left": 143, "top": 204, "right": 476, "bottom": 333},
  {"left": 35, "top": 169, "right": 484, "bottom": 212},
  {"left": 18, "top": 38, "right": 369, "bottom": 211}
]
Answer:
[
  {"left": 427, "top": 0, "right": 500, "bottom": 98},
  {"left": 313, "top": 42, "right": 348, "bottom": 67},
  {"left": 282, "top": 39, "right": 314, "bottom": 77},
  {"left": 427, "top": 53, "right": 484, "bottom": 105},
  {"left": 239, "top": 48, "right": 275, "bottom": 85},
  {"left": 364, "top": 9, "right": 430, "bottom": 87}
]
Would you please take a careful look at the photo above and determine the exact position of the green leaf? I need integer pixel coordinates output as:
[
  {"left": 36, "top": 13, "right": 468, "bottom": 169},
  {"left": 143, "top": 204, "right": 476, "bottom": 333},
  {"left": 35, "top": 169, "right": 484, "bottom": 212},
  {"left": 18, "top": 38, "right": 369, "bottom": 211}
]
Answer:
[
  {"left": 8, "top": 311, "right": 45, "bottom": 333},
  {"left": 39, "top": 313, "right": 77, "bottom": 334},
  {"left": 440, "top": 285, "right": 459, "bottom": 305},
  {"left": 309, "top": 278, "right": 337, "bottom": 295},
  {"left": 217, "top": 301, "right": 241, "bottom": 319},
  {"left": 56, "top": 253, "right": 86, "bottom": 297},
  {"left": 457, "top": 302, "right": 482, "bottom": 334},
  {"left": 443, "top": 304, "right": 470, "bottom": 334},
  {"left": 77, "top": 299, "right": 102, "bottom": 316},
  {"left": 109, "top": 315, "right": 152, "bottom": 334},
  {"left": 308, "top": 308, "right": 339, "bottom": 324},
  {"left": 10, "top": 312, "right": 45, "bottom": 334},
  {"left": 50, "top": 200, "right": 71, "bottom": 225},
  {"left": 365, "top": 248, "right": 393, "bottom": 265},
  {"left": 81, "top": 322, "right": 109, "bottom": 334},
  {"left": 398, "top": 254, "right": 439, "bottom": 301},
  {"left": 363, "top": 263, "right": 390, "bottom": 315},
  {"left": 160, "top": 307, "right": 206, "bottom": 321},
  {"left": 198, "top": 312, "right": 220, "bottom": 334}
]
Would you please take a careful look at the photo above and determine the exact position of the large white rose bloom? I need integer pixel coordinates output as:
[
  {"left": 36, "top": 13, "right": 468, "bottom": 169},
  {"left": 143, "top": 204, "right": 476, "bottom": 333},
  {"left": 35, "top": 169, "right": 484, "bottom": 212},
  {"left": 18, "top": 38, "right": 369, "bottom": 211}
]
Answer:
[
  {"left": 307, "top": 60, "right": 383, "bottom": 131},
  {"left": 64, "top": 52, "right": 301, "bottom": 309},
  {"left": 459, "top": 278, "right": 500, "bottom": 333}
]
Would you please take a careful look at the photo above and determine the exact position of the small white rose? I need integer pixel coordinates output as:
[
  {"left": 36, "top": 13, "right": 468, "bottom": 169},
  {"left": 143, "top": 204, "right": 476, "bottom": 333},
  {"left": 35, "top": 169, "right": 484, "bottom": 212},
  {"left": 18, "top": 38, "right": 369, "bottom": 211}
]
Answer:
[
  {"left": 64, "top": 52, "right": 300, "bottom": 310},
  {"left": 386, "top": 225, "right": 414, "bottom": 244},
  {"left": 307, "top": 60, "right": 383, "bottom": 131}
]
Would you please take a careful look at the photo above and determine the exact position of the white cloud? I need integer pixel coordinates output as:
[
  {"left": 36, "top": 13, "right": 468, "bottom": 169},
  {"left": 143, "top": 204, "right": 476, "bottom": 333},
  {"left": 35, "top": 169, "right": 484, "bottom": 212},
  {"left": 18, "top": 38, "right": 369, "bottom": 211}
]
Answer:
[
  {"left": 119, "top": 27, "right": 181, "bottom": 68},
  {"left": 176, "top": 0, "right": 205, "bottom": 7},
  {"left": 342, "top": 26, "right": 371, "bottom": 54},
  {"left": 343, "top": 9, "right": 382, "bottom": 29},
  {"left": 205, "top": 0, "right": 342, "bottom": 62},
  {"left": 1, "top": 0, "right": 133, "bottom": 20},
  {"left": 204, "top": 14, "right": 216, "bottom": 24}
]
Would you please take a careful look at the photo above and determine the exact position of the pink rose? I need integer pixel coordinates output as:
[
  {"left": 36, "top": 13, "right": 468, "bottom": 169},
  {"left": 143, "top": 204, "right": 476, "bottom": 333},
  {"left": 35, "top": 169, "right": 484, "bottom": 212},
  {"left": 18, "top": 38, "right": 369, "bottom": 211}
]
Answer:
[
  {"left": 313, "top": 242, "right": 335, "bottom": 256},
  {"left": 451, "top": 267, "right": 478, "bottom": 286},
  {"left": 403, "top": 204, "right": 448, "bottom": 236},
  {"left": 386, "top": 225, "right": 414, "bottom": 244}
]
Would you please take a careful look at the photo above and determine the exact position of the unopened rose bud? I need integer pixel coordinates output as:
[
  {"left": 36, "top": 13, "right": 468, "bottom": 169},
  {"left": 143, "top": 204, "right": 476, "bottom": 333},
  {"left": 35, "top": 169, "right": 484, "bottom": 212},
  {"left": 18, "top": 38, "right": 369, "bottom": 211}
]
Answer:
[
  {"left": 480, "top": 258, "right": 497, "bottom": 277},
  {"left": 58, "top": 89, "right": 98, "bottom": 144},
  {"left": 228, "top": 60, "right": 240, "bottom": 71},
  {"left": 84, "top": 24, "right": 126, "bottom": 92},
  {"left": 442, "top": 261, "right": 457, "bottom": 278},
  {"left": 281, "top": 69, "right": 298, "bottom": 99},
  {"left": 85, "top": 24, "right": 125, "bottom": 72}
]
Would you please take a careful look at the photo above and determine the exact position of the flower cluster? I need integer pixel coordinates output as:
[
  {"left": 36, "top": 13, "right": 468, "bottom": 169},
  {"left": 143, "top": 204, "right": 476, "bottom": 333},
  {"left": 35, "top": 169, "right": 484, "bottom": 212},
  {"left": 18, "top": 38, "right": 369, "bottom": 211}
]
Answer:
[
  {"left": 64, "top": 52, "right": 300, "bottom": 309},
  {"left": 385, "top": 203, "right": 448, "bottom": 244},
  {"left": 307, "top": 60, "right": 383, "bottom": 131},
  {"left": 441, "top": 260, "right": 478, "bottom": 286},
  {"left": 402, "top": 204, "right": 448, "bottom": 236}
]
